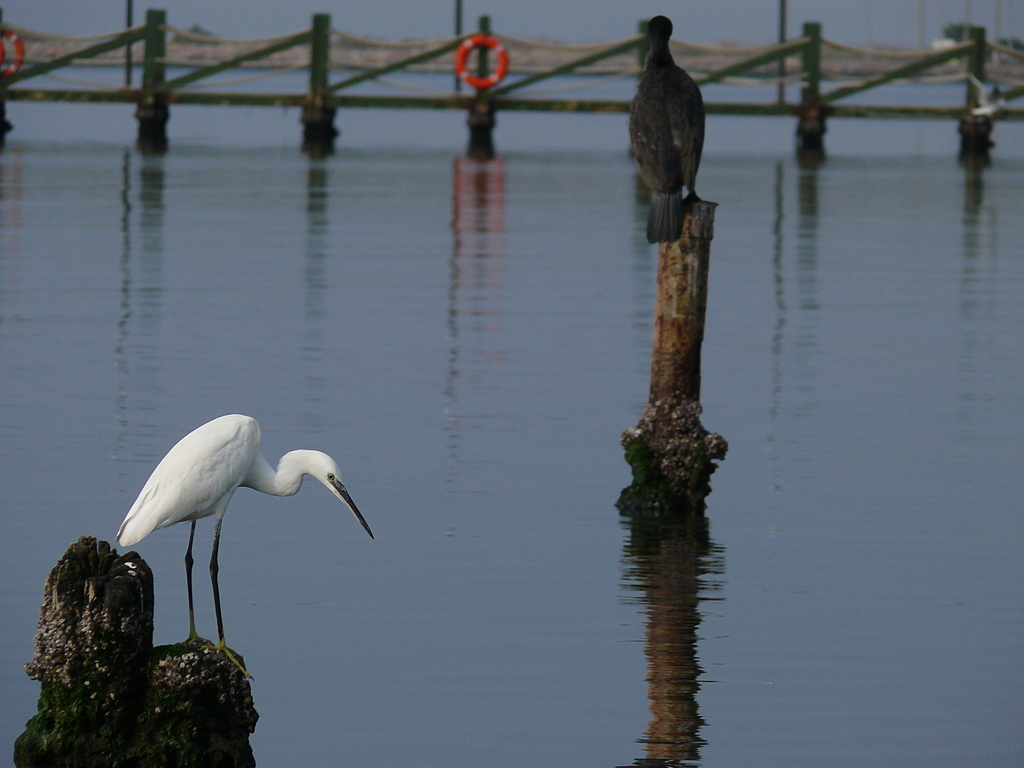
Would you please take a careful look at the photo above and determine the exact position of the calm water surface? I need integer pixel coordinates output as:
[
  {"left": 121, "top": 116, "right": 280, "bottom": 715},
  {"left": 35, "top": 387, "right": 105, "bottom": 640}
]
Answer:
[{"left": 0, "top": 110, "right": 1022, "bottom": 767}]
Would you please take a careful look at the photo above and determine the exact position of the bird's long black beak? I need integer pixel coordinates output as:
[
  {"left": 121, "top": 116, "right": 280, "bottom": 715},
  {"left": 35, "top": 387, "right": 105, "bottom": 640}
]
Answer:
[{"left": 330, "top": 478, "right": 374, "bottom": 539}]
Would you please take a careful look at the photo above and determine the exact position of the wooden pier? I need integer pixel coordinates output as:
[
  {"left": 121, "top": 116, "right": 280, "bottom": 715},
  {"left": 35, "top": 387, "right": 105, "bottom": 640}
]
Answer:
[{"left": 1, "top": 7, "right": 1022, "bottom": 155}]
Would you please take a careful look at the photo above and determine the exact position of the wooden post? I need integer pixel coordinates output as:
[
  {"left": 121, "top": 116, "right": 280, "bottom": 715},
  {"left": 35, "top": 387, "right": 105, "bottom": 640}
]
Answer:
[
  {"left": 135, "top": 8, "right": 168, "bottom": 152},
  {"left": 648, "top": 203, "right": 715, "bottom": 405},
  {"left": 777, "top": 0, "right": 788, "bottom": 104},
  {"left": 619, "top": 202, "right": 728, "bottom": 517},
  {"left": 466, "top": 15, "right": 496, "bottom": 159},
  {"left": 125, "top": 0, "right": 134, "bottom": 86},
  {"left": 796, "top": 21, "right": 825, "bottom": 158},
  {"left": 966, "top": 25, "right": 987, "bottom": 88},
  {"left": 959, "top": 26, "right": 993, "bottom": 160},
  {"left": 301, "top": 13, "right": 338, "bottom": 155}
]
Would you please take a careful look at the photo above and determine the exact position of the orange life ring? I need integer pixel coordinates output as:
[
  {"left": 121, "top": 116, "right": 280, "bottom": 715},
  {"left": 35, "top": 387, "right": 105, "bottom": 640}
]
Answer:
[
  {"left": 454, "top": 34, "right": 509, "bottom": 90},
  {"left": 0, "top": 29, "right": 25, "bottom": 77}
]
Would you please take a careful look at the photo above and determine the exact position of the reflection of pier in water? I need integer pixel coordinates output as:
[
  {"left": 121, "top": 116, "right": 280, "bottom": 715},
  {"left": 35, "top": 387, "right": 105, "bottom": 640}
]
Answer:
[
  {"left": 300, "top": 161, "right": 330, "bottom": 428},
  {"left": 445, "top": 157, "right": 506, "bottom": 477},
  {"left": 766, "top": 157, "right": 822, "bottom": 490},
  {"left": 620, "top": 516, "right": 724, "bottom": 766},
  {"left": 115, "top": 150, "right": 166, "bottom": 467},
  {"left": 957, "top": 163, "right": 999, "bottom": 424}
]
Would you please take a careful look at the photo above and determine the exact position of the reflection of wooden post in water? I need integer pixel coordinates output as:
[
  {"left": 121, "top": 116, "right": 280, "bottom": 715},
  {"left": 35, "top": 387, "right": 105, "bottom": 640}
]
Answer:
[
  {"left": 619, "top": 202, "right": 727, "bottom": 515},
  {"left": 446, "top": 157, "right": 505, "bottom": 452},
  {"left": 452, "top": 156, "right": 505, "bottom": 238},
  {"left": 623, "top": 517, "right": 720, "bottom": 764}
]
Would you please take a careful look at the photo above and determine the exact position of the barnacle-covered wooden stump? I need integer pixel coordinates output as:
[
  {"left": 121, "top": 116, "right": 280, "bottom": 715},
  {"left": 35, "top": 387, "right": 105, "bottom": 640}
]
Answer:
[
  {"left": 15, "top": 537, "right": 258, "bottom": 768},
  {"left": 618, "top": 201, "right": 727, "bottom": 516}
]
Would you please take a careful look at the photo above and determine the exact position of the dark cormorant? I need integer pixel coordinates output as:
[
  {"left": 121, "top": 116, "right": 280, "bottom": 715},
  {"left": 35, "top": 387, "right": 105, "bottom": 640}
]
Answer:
[{"left": 629, "top": 15, "right": 706, "bottom": 244}]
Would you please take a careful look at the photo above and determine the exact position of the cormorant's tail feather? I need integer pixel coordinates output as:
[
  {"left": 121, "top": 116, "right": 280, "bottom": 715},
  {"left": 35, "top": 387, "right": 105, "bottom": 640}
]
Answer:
[{"left": 647, "top": 191, "right": 684, "bottom": 244}]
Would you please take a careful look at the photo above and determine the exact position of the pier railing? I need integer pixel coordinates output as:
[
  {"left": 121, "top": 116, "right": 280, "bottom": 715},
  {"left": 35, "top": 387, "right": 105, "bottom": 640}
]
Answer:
[{"left": 1, "top": 7, "right": 1021, "bottom": 154}]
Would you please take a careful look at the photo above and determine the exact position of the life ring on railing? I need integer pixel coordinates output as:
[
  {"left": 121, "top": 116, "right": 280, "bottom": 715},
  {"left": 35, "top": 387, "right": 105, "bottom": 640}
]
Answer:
[
  {"left": 454, "top": 34, "right": 509, "bottom": 90},
  {"left": 0, "top": 29, "right": 26, "bottom": 77}
]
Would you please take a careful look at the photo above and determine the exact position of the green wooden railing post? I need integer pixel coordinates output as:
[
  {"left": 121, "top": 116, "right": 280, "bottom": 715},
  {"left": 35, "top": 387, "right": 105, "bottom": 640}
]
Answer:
[
  {"left": 301, "top": 12, "right": 338, "bottom": 155},
  {"left": 966, "top": 26, "right": 986, "bottom": 105},
  {"left": 476, "top": 15, "right": 491, "bottom": 80},
  {"left": 960, "top": 25, "right": 993, "bottom": 159},
  {"left": 800, "top": 21, "right": 821, "bottom": 107},
  {"left": 136, "top": 8, "right": 168, "bottom": 152},
  {"left": 796, "top": 21, "right": 825, "bottom": 157},
  {"left": 309, "top": 13, "right": 330, "bottom": 103},
  {"left": 466, "top": 14, "right": 496, "bottom": 159},
  {"left": 140, "top": 9, "right": 166, "bottom": 98},
  {"left": 637, "top": 19, "right": 650, "bottom": 71}
]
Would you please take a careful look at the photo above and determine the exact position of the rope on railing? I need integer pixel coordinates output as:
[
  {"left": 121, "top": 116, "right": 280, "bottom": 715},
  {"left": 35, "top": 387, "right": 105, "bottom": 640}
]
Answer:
[
  {"left": 673, "top": 39, "right": 796, "bottom": 57},
  {"left": 0, "top": 23, "right": 144, "bottom": 43},
  {"left": 161, "top": 25, "right": 307, "bottom": 47},
  {"left": 494, "top": 32, "right": 638, "bottom": 53},
  {"left": 330, "top": 29, "right": 461, "bottom": 49},
  {"left": 822, "top": 39, "right": 960, "bottom": 58}
]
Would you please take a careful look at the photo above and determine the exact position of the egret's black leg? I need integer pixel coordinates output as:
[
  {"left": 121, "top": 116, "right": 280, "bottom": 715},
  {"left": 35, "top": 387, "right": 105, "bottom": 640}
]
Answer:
[
  {"left": 208, "top": 517, "right": 251, "bottom": 677},
  {"left": 185, "top": 520, "right": 198, "bottom": 642},
  {"left": 209, "top": 516, "right": 225, "bottom": 645}
]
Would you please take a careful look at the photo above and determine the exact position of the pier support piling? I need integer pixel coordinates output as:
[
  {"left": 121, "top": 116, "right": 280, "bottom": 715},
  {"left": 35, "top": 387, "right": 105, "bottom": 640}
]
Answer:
[
  {"left": 619, "top": 201, "right": 728, "bottom": 516},
  {"left": 0, "top": 101, "right": 11, "bottom": 147},
  {"left": 301, "top": 104, "right": 339, "bottom": 155},
  {"left": 796, "top": 103, "right": 826, "bottom": 154},
  {"left": 467, "top": 99, "right": 496, "bottom": 159},
  {"left": 135, "top": 98, "right": 169, "bottom": 153},
  {"left": 959, "top": 115, "right": 994, "bottom": 160}
]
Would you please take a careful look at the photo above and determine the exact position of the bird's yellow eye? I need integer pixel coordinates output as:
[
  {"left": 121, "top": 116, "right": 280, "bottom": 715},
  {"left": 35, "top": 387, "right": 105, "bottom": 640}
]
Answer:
[{"left": 327, "top": 473, "right": 336, "bottom": 482}]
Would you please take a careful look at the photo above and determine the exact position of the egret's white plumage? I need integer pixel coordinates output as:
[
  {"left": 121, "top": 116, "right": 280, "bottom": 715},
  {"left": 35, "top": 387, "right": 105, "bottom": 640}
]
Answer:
[{"left": 117, "top": 414, "right": 372, "bottom": 669}]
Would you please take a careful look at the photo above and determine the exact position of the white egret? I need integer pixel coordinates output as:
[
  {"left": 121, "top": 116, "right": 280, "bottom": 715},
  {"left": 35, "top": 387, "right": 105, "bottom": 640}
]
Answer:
[{"left": 117, "top": 414, "right": 373, "bottom": 672}]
